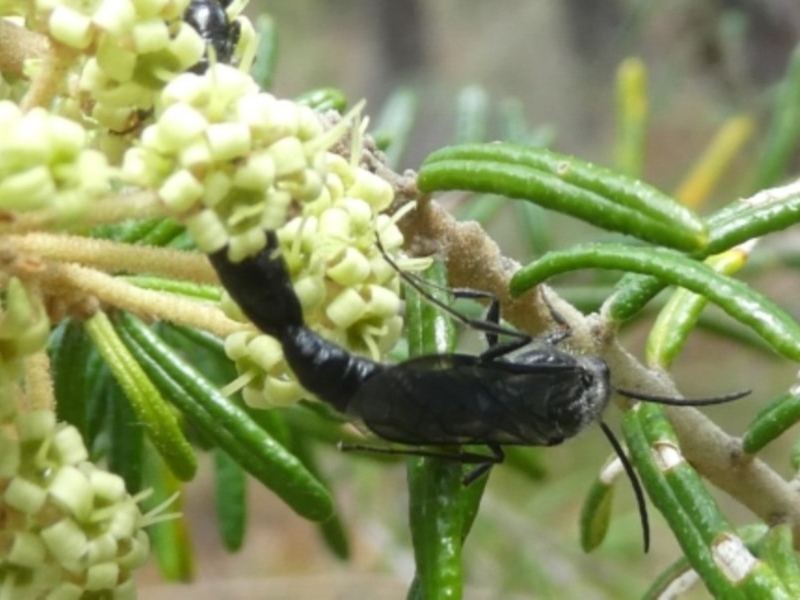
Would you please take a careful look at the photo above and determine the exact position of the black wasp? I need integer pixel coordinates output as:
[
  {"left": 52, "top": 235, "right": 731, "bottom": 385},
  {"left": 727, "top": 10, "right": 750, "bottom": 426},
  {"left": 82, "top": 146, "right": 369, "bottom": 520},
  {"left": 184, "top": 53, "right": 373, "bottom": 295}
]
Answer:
[
  {"left": 184, "top": 0, "right": 241, "bottom": 74},
  {"left": 208, "top": 230, "right": 748, "bottom": 551}
]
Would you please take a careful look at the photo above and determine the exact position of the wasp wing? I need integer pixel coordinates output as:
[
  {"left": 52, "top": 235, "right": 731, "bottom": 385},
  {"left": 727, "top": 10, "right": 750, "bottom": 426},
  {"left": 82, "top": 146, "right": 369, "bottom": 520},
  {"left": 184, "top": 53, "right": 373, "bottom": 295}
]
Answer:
[{"left": 349, "top": 351, "right": 595, "bottom": 447}]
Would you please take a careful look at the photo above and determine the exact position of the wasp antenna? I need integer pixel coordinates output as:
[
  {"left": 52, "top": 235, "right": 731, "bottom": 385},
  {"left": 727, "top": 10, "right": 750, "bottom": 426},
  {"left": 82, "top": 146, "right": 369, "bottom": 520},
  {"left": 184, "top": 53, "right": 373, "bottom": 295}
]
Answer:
[
  {"left": 616, "top": 388, "right": 751, "bottom": 406},
  {"left": 598, "top": 421, "right": 649, "bottom": 553},
  {"left": 374, "top": 232, "right": 528, "bottom": 343}
]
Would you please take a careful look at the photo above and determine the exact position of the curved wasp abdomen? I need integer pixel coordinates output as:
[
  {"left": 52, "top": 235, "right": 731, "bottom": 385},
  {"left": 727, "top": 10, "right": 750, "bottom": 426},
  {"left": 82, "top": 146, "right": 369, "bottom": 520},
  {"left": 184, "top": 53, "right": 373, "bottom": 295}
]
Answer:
[{"left": 208, "top": 233, "right": 384, "bottom": 413}]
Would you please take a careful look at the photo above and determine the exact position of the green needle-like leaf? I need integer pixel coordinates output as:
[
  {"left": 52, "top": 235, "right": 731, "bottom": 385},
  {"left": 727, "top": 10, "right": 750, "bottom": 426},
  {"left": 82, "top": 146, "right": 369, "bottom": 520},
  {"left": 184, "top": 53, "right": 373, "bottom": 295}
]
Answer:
[
  {"left": 295, "top": 87, "right": 348, "bottom": 113},
  {"left": 622, "top": 407, "right": 744, "bottom": 599},
  {"left": 115, "top": 312, "right": 334, "bottom": 522},
  {"left": 251, "top": 14, "right": 278, "bottom": 90},
  {"left": 751, "top": 43, "right": 800, "bottom": 190},
  {"left": 419, "top": 143, "right": 708, "bottom": 251},
  {"left": 646, "top": 249, "right": 748, "bottom": 368},
  {"left": 454, "top": 85, "right": 489, "bottom": 144},
  {"left": 579, "top": 469, "right": 615, "bottom": 553},
  {"left": 85, "top": 312, "right": 197, "bottom": 481},
  {"left": 405, "top": 259, "right": 468, "bottom": 600},
  {"left": 512, "top": 243, "right": 800, "bottom": 361},
  {"left": 214, "top": 447, "right": 247, "bottom": 552},
  {"left": 372, "top": 87, "right": 418, "bottom": 168},
  {"left": 742, "top": 390, "right": 800, "bottom": 455}
]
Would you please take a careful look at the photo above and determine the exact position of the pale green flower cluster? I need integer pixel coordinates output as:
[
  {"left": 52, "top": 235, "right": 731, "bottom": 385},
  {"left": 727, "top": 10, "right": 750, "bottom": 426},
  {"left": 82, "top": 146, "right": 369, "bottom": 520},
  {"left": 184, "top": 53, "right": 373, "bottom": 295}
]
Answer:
[
  {"left": 123, "top": 63, "right": 359, "bottom": 262},
  {"left": 0, "top": 101, "right": 112, "bottom": 219},
  {"left": 0, "top": 411, "right": 149, "bottom": 600},
  {"left": 223, "top": 160, "right": 407, "bottom": 408},
  {"left": 213, "top": 129, "right": 409, "bottom": 408},
  {"left": 123, "top": 61, "right": 409, "bottom": 408},
  {"left": 0, "top": 279, "right": 150, "bottom": 599},
  {"left": 2, "top": 0, "right": 255, "bottom": 131}
]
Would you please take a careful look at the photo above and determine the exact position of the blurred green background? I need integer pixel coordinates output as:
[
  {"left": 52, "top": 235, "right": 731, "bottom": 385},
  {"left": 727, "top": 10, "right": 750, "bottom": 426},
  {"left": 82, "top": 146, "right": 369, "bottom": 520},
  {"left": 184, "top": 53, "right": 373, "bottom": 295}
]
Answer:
[{"left": 139, "top": 1, "right": 800, "bottom": 598}]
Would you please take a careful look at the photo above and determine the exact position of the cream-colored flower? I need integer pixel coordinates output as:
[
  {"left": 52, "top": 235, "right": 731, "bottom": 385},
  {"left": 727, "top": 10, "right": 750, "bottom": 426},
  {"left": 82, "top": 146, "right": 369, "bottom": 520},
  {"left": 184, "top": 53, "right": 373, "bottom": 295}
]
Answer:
[
  {"left": 0, "top": 102, "right": 113, "bottom": 220},
  {"left": 0, "top": 410, "right": 155, "bottom": 598}
]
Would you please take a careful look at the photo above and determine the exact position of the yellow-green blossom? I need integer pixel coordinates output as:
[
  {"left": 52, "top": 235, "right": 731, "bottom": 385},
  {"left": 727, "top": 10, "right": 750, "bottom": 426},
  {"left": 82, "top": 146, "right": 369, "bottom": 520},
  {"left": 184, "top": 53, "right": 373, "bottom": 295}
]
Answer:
[
  {"left": 212, "top": 107, "right": 412, "bottom": 407},
  {"left": 14, "top": 0, "right": 255, "bottom": 131},
  {"left": 0, "top": 101, "right": 113, "bottom": 220},
  {"left": 123, "top": 63, "right": 356, "bottom": 261},
  {"left": 0, "top": 411, "right": 152, "bottom": 599}
]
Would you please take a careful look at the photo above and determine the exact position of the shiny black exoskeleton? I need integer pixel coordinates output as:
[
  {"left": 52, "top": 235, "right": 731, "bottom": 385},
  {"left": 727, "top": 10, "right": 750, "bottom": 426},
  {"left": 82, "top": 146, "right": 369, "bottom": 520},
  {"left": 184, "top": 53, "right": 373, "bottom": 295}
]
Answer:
[
  {"left": 184, "top": 0, "right": 241, "bottom": 74},
  {"left": 208, "top": 231, "right": 749, "bottom": 551},
  {"left": 208, "top": 233, "right": 618, "bottom": 454}
]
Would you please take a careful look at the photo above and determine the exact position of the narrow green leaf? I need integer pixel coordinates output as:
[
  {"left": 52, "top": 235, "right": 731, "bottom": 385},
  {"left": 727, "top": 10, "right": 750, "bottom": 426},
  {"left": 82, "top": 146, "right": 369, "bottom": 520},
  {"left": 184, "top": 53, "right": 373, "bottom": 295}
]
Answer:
[
  {"left": 122, "top": 276, "right": 220, "bottom": 301},
  {"left": 454, "top": 85, "right": 489, "bottom": 143},
  {"left": 287, "top": 434, "right": 350, "bottom": 560},
  {"left": 163, "top": 323, "right": 295, "bottom": 449},
  {"left": 115, "top": 312, "right": 334, "bottom": 522},
  {"left": 85, "top": 312, "right": 197, "bottom": 481},
  {"left": 636, "top": 404, "right": 791, "bottom": 598},
  {"left": 50, "top": 319, "right": 92, "bottom": 438},
  {"left": 641, "top": 556, "right": 695, "bottom": 600},
  {"left": 759, "top": 525, "right": 800, "bottom": 596},
  {"left": 638, "top": 404, "right": 731, "bottom": 543},
  {"left": 85, "top": 357, "right": 112, "bottom": 459},
  {"left": 250, "top": 14, "right": 278, "bottom": 90},
  {"left": 609, "top": 274, "right": 664, "bottom": 322},
  {"left": 407, "top": 457, "right": 465, "bottom": 600},
  {"left": 106, "top": 376, "right": 144, "bottom": 494},
  {"left": 752, "top": 43, "right": 800, "bottom": 190},
  {"left": 614, "top": 57, "right": 648, "bottom": 178},
  {"left": 742, "top": 390, "right": 800, "bottom": 455},
  {"left": 421, "top": 143, "right": 708, "bottom": 250},
  {"left": 143, "top": 445, "right": 195, "bottom": 582},
  {"left": 706, "top": 194, "right": 800, "bottom": 256},
  {"left": 622, "top": 407, "right": 744, "bottom": 599},
  {"left": 419, "top": 155, "right": 706, "bottom": 252},
  {"left": 295, "top": 87, "right": 348, "bottom": 113},
  {"left": 614, "top": 185, "right": 800, "bottom": 321},
  {"left": 738, "top": 563, "right": 794, "bottom": 599},
  {"left": 579, "top": 472, "right": 615, "bottom": 552},
  {"left": 115, "top": 218, "right": 162, "bottom": 243},
  {"left": 405, "top": 259, "right": 466, "bottom": 600},
  {"left": 645, "top": 249, "right": 748, "bottom": 368},
  {"left": 372, "top": 87, "right": 418, "bottom": 168},
  {"left": 136, "top": 219, "right": 185, "bottom": 247},
  {"left": 214, "top": 447, "right": 247, "bottom": 551},
  {"left": 406, "top": 260, "right": 458, "bottom": 355},
  {"left": 511, "top": 243, "right": 800, "bottom": 361}
]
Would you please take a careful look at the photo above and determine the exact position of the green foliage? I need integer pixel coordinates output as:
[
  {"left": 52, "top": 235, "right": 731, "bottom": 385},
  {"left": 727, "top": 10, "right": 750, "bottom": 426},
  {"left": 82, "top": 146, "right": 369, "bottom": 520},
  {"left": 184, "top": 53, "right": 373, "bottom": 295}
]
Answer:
[{"left": 8, "top": 4, "right": 800, "bottom": 599}]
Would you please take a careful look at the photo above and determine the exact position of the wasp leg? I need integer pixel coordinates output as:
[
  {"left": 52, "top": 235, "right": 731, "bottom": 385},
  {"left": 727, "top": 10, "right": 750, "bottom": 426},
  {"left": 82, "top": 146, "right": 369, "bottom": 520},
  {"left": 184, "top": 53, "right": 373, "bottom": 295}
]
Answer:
[
  {"left": 598, "top": 421, "right": 650, "bottom": 553},
  {"left": 461, "top": 443, "right": 505, "bottom": 485},
  {"left": 374, "top": 234, "right": 531, "bottom": 349},
  {"left": 339, "top": 441, "right": 505, "bottom": 485}
]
